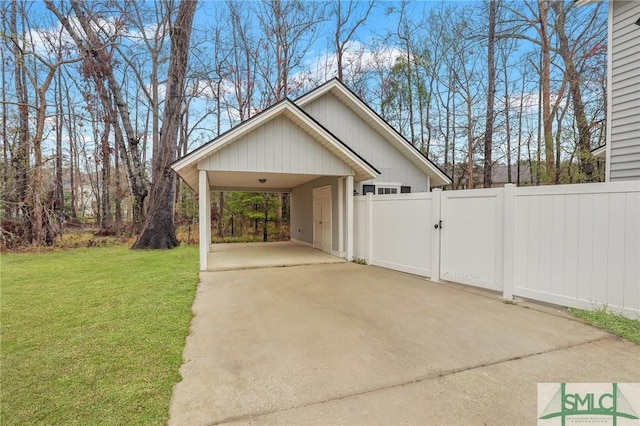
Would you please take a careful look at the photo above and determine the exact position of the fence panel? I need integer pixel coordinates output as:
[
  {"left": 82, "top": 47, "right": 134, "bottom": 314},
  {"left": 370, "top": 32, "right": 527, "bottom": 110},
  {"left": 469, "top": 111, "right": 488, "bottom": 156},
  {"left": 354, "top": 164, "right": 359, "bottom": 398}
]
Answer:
[
  {"left": 511, "top": 182, "right": 640, "bottom": 317},
  {"left": 353, "top": 197, "right": 368, "bottom": 260},
  {"left": 440, "top": 189, "right": 504, "bottom": 291}
]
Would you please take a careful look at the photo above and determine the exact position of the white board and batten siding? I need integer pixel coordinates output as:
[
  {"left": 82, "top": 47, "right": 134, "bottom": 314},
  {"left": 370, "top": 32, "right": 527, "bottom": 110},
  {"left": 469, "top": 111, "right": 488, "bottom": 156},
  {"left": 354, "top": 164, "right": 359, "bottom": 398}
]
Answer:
[
  {"left": 302, "top": 93, "right": 430, "bottom": 192},
  {"left": 198, "top": 115, "right": 351, "bottom": 177},
  {"left": 510, "top": 183, "right": 640, "bottom": 317},
  {"left": 609, "top": 1, "right": 640, "bottom": 181}
]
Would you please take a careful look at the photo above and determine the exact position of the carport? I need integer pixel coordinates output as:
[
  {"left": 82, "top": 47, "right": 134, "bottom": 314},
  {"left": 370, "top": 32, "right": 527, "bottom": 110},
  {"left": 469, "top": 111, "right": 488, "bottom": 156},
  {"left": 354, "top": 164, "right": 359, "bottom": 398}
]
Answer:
[{"left": 171, "top": 99, "right": 379, "bottom": 271}]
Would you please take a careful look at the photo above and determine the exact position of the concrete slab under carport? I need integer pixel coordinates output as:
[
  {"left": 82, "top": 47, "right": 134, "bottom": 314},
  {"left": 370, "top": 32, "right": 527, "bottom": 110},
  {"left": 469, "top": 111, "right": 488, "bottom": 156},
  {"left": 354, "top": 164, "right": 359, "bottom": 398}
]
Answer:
[
  {"left": 170, "top": 263, "right": 640, "bottom": 426},
  {"left": 205, "top": 241, "right": 345, "bottom": 272}
]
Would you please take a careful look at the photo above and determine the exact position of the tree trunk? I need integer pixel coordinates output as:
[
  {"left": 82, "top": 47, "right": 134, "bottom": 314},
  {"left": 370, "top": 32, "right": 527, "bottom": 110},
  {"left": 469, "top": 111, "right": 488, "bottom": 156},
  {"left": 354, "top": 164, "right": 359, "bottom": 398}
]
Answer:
[
  {"left": 9, "top": 0, "right": 31, "bottom": 237},
  {"left": 133, "top": 0, "right": 197, "bottom": 249},
  {"left": 466, "top": 93, "right": 474, "bottom": 189},
  {"left": 538, "top": 0, "right": 554, "bottom": 184},
  {"left": 1, "top": 41, "right": 6, "bottom": 200},
  {"left": 99, "top": 119, "right": 111, "bottom": 231},
  {"left": 114, "top": 136, "right": 122, "bottom": 232},
  {"left": 503, "top": 49, "right": 513, "bottom": 184},
  {"left": 263, "top": 193, "right": 268, "bottom": 242},
  {"left": 55, "top": 68, "right": 64, "bottom": 222},
  {"left": 218, "top": 192, "right": 224, "bottom": 237},
  {"left": 483, "top": 0, "right": 497, "bottom": 188},
  {"left": 551, "top": 1, "right": 594, "bottom": 181}
]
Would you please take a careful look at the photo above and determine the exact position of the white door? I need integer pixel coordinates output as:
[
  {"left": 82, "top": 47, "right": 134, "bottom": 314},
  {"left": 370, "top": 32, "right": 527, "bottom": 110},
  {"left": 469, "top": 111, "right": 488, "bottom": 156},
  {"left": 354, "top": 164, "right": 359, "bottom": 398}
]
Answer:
[{"left": 313, "top": 186, "right": 332, "bottom": 253}]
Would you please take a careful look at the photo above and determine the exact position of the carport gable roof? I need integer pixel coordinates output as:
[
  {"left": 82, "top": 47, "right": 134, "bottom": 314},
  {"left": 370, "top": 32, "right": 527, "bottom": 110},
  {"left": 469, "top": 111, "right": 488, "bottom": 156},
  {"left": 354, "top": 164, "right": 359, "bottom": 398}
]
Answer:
[
  {"left": 295, "top": 79, "right": 452, "bottom": 186},
  {"left": 171, "top": 98, "right": 380, "bottom": 192}
]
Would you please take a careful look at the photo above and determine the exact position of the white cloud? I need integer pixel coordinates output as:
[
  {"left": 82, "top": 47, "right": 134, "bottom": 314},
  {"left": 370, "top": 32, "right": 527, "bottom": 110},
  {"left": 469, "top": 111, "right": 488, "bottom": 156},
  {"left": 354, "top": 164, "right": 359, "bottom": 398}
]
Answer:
[{"left": 292, "top": 40, "right": 405, "bottom": 88}]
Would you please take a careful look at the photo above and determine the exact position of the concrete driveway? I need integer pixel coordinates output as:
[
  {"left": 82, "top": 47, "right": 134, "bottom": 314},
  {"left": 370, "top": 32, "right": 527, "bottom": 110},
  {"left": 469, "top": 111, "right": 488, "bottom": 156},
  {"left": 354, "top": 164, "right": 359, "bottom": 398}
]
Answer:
[
  {"left": 206, "top": 241, "right": 345, "bottom": 271},
  {"left": 169, "top": 263, "right": 640, "bottom": 425}
]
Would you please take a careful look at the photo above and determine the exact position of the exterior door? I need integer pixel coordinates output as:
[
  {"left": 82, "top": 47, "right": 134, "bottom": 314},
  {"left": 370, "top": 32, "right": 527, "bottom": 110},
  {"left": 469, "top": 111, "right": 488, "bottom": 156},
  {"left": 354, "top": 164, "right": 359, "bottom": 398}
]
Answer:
[{"left": 313, "top": 186, "right": 332, "bottom": 253}]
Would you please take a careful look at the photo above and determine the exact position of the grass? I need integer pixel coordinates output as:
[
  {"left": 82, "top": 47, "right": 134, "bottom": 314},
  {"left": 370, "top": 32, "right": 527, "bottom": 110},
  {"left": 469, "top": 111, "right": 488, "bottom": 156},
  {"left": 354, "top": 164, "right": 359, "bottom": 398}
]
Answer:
[
  {"left": 568, "top": 308, "right": 640, "bottom": 345},
  {"left": 0, "top": 245, "right": 199, "bottom": 425}
]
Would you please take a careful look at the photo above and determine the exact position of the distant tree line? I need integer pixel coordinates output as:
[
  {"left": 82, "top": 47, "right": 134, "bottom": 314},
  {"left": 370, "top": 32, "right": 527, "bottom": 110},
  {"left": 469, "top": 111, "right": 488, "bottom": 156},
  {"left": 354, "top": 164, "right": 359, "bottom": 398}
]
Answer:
[{"left": 0, "top": 0, "right": 607, "bottom": 249}]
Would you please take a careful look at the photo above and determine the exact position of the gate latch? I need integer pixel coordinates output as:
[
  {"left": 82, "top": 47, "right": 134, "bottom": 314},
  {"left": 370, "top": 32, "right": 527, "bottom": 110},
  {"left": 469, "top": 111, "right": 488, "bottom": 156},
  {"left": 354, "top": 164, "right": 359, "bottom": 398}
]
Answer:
[{"left": 434, "top": 220, "right": 443, "bottom": 230}]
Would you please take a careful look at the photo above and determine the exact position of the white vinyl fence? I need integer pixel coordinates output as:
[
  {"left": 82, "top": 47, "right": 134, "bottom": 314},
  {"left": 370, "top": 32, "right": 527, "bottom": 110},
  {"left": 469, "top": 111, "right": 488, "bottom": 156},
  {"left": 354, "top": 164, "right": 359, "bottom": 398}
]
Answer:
[{"left": 353, "top": 181, "right": 640, "bottom": 318}]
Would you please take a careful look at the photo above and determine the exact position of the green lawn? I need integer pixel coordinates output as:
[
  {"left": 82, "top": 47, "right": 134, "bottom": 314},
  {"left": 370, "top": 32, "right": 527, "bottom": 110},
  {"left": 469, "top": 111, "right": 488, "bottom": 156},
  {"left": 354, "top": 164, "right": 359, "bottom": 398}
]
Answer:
[
  {"left": 0, "top": 245, "right": 199, "bottom": 425},
  {"left": 568, "top": 307, "right": 640, "bottom": 345}
]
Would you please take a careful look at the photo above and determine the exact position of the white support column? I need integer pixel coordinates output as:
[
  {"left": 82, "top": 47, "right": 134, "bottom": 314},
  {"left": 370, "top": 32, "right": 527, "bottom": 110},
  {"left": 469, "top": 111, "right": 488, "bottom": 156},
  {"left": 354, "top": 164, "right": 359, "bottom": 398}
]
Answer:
[
  {"left": 206, "top": 188, "right": 211, "bottom": 254},
  {"left": 502, "top": 184, "right": 516, "bottom": 300},
  {"left": 199, "top": 170, "right": 210, "bottom": 271},
  {"left": 365, "top": 192, "right": 373, "bottom": 265},
  {"left": 430, "top": 188, "right": 442, "bottom": 282},
  {"left": 346, "top": 175, "right": 354, "bottom": 261},
  {"left": 338, "top": 177, "right": 344, "bottom": 256}
]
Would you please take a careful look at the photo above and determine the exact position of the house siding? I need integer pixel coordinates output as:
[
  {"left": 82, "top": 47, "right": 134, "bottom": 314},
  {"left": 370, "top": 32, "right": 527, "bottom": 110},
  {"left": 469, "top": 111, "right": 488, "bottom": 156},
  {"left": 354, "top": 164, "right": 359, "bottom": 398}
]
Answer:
[
  {"left": 198, "top": 115, "right": 352, "bottom": 176},
  {"left": 302, "top": 93, "right": 429, "bottom": 192},
  {"left": 291, "top": 176, "right": 341, "bottom": 251},
  {"left": 610, "top": 1, "right": 640, "bottom": 181}
]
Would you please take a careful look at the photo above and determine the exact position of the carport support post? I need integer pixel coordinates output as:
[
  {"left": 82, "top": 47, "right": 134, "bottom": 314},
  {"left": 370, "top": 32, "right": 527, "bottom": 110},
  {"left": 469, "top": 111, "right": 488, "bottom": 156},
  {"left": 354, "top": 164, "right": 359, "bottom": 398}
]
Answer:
[
  {"left": 346, "top": 175, "right": 354, "bottom": 261},
  {"left": 365, "top": 192, "right": 373, "bottom": 264},
  {"left": 338, "top": 177, "right": 344, "bottom": 256},
  {"left": 199, "top": 170, "right": 211, "bottom": 271}
]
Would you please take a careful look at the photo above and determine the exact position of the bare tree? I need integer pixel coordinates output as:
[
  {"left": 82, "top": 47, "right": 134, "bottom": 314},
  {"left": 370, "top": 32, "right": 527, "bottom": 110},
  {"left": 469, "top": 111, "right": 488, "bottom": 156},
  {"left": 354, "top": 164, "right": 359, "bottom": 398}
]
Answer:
[
  {"left": 7, "top": 0, "right": 30, "bottom": 237},
  {"left": 550, "top": 0, "right": 600, "bottom": 182},
  {"left": 483, "top": 0, "right": 497, "bottom": 188},
  {"left": 45, "top": 0, "right": 149, "bottom": 232},
  {"left": 331, "top": 0, "right": 376, "bottom": 82},
  {"left": 252, "top": 0, "right": 325, "bottom": 103},
  {"left": 6, "top": 0, "right": 81, "bottom": 245}
]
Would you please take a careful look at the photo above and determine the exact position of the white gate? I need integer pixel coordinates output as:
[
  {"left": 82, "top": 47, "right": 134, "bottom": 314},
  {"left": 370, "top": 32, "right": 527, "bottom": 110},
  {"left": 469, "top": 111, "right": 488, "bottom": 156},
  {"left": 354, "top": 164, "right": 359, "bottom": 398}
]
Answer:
[
  {"left": 439, "top": 189, "right": 504, "bottom": 291},
  {"left": 352, "top": 182, "right": 640, "bottom": 318},
  {"left": 353, "top": 192, "right": 439, "bottom": 279}
]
